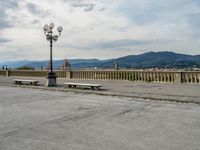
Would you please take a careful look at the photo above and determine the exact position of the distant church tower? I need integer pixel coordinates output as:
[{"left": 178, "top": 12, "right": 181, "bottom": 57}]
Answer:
[
  {"left": 113, "top": 61, "right": 119, "bottom": 70},
  {"left": 60, "top": 58, "right": 71, "bottom": 70}
]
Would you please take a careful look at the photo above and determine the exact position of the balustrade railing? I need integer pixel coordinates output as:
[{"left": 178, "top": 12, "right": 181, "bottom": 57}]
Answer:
[
  {"left": 0, "top": 70, "right": 6, "bottom": 76},
  {"left": 1, "top": 69, "right": 200, "bottom": 84},
  {"left": 181, "top": 72, "right": 200, "bottom": 84},
  {"left": 71, "top": 70, "right": 177, "bottom": 83},
  {"left": 0, "top": 70, "right": 69, "bottom": 78}
]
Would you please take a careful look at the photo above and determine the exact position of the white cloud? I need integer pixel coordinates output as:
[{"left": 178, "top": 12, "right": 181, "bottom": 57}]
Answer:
[{"left": 0, "top": 0, "right": 200, "bottom": 61}]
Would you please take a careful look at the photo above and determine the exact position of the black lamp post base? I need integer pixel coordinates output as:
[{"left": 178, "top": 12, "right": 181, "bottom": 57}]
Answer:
[{"left": 46, "top": 73, "right": 57, "bottom": 87}]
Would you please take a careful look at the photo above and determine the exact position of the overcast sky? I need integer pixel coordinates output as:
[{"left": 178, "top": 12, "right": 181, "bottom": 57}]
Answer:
[{"left": 0, "top": 0, "right": 200, "bottom": 61}]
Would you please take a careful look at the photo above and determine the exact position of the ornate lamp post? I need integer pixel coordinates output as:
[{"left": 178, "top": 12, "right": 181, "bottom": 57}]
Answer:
[{"left": 43, "top": 23, "right": 63, "bottom": 87}]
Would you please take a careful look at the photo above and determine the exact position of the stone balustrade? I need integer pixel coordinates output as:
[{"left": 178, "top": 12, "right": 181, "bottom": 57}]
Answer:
[
  {"left": 0, "top": 70, "right": 68, "bottom": 78},
  {"left": 0, "top": 69, "right": 200, "bottom": 84},
  {"left": 0, "top": 70, "right": 6, "bottom": 76},
  {"left": 181, "top": 72, "right": 200, "bottom": 84},
  {"left": 71, "top": 70, "right": 178, "bottom": 83}
]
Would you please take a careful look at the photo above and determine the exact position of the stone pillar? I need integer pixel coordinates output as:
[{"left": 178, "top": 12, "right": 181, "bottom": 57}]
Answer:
[
  {"left": 174, "top": 72, "right": 182, "bottom": 84},
  {"left": 6, "top": 70, "right": 10, "bottom": 77},
  {"left": 66, "top": 71, "right": 72, "bottom": 79}
]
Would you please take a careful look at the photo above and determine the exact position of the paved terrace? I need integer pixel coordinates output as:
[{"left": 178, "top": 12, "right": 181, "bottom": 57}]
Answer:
[
  {"left": 0, "top": 76, "right": 200, "bottom": 104},
  {"left": 0, "top": 83, "right": 200, "bottom": 150}
]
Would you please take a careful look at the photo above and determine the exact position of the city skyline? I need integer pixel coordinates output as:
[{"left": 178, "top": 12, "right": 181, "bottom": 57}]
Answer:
[{"left": 0, "top": 0, "right": 200, "bottom": 61}]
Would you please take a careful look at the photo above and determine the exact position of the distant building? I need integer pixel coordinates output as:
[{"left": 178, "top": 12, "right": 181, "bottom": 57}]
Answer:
[
  {"left": 46, "top": 61, "right": 51, "bottom": 70},
  {"left": 60, "top": 58, "right": 71, "bottom": 70},
  {"left": 113, "top": 61, "right": 119, "bottom": 70}
]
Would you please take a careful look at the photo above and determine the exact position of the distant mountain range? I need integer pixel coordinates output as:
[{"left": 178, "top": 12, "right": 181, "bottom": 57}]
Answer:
[{"left": 1, "top": 51, "right": 200, "bottom": 69}]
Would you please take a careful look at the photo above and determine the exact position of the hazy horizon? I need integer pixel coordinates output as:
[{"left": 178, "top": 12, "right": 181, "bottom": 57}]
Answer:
[
  {"left": 0, "top": 50, "right": 199, "bottom": 64},
  {"left": 0, "top": 0, "right": 200, "bottom": 62}
]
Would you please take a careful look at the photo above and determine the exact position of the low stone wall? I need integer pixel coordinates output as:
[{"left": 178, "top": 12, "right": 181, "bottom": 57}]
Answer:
[
  {"left": 71, "top": 70, "right": 180, "bottom": 83},
  {"left": 8, "top": 70, "right": 48, "bottom": 77},
  {"left": 0, "top": 70, "right": 70, "bottom": 79},
  {"left": 182, "top": 72, "right": 200, "bottom": 84},
  {"left": 1, "top": 70, "right": 200, "bottom": 84},
  {"left": 0, "top": 70, "right": 6, "bottom": 76}
]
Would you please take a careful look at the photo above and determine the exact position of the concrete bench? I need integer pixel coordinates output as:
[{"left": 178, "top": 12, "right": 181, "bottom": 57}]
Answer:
[
  {"left": 65, "top": 82, "right": 102, "bottom": 90},
  {"left": 13, "top": 79, "right": 39, "bottom": 85}
]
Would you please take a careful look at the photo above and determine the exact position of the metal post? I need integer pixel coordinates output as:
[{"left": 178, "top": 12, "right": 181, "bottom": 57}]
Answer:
[
  {"left": 50, "top": 39, "right": 53, "bottom": 75},
  {"left": 43, "top": 23, "right": 63, "bottom": 87}
]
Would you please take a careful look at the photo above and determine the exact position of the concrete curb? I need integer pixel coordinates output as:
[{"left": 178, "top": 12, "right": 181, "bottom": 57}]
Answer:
[{"left": 1, "top": 83, "right": 200, "bottom": 105}]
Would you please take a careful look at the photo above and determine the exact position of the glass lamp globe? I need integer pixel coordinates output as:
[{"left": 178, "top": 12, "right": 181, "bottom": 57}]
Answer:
[
  {"left": 49, "top": 23, "right": 54, "bottom": 29},
  {"left": 47, "top": 27, "right": 52, "bottom": 33},
  {"left": 57, "top": 26, "right": 63, "bottom": 32},
  {"left": 43, "top": 24, "right": 48, "bottom": 31},
  {"left": 53, "top": 36, "right": 58, "bottom": 42}
]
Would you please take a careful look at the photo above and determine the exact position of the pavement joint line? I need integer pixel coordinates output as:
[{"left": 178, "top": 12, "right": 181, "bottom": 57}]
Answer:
[{"left": 0, "top": 83, "right": 200, "bottom": 105}]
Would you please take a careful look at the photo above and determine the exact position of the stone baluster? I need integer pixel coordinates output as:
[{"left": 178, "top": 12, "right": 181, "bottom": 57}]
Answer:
[
  {"left": 81, "top": 71, "right": 83, "bottom": 79},
  {"left": 163, "top": 73, "right": 166, "bottom": 82},
  {"left": 191, "top": 74, "right": 193, "bottom": 83},
  {"left": 77, "top": 72, "right": 79, "bottom": 79},
  {"left": 93, "top": 71, "right": 95, "bottom": 79},
  {"left": 132, "top": 72, "right": 135, "bottom": 81},
  {"left": 194, "top": 73, "right": 197, "bottom": 83},
  {"left": 197, "top": 73, "right": 200, "bottom": 83},
  {"left": 191, "top": 74, "right": 194, "bottom": 83},
  {"left": 186, "top": 74, "right": 189, "bottom": 83},
  {"left": 149, "top": 73, "right": 152, "bottom": 82},
  {"left": 146, "top": 73, "right": 149, "bottom": 82}
]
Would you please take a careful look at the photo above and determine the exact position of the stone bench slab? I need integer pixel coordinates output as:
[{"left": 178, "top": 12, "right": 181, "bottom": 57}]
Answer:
[
  {"left": 65, "top": 82, "right": 102, "bottom": 90},
  {"left": 13, "top": 79, "right": 39, "bottom": 85}
]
